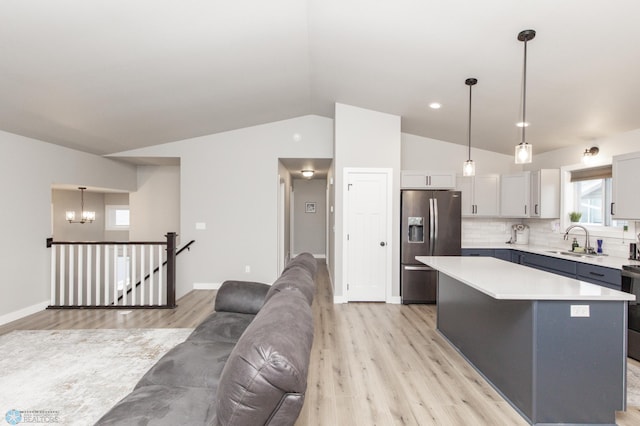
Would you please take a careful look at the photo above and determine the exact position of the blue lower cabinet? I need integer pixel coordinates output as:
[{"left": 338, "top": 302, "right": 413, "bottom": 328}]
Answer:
[
  {"left": 461, "top": 248, "right": 494, "bottom": 257},
  {"left": 465, "top": 248, "right": 623, "bottom": 291},
  {"left": 576, "top": 263, "right": 622, "bottom": 290},
  {"left": 493, "top": 249, "right": 512, "bottom": 261}
]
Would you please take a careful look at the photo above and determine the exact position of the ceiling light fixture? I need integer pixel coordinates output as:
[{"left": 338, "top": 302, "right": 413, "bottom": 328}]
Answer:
[
  {"left": 66, "top": 187, "right": 95, "bottom": 224},
  {"left": 582, "top": 146, "right": 600, "bottom": 165},
  {"left": 429, "top": 102, "right": 442, "bottom": 109},
  {"left": 301, "top": 170, "right": 314, "bottom": 178},
  {"left": 463, "top": 78, "right": 477, "bottom": 177},
  {"left": 515, "top": 29, "right": 536, "bottom": 164}
]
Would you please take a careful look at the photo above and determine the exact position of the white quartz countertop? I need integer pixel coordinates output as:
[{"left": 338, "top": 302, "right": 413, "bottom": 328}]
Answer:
[
  {"left": 462, "top": 242, "right": 640, "bottom": 270},
  {"left": 416, "top": 256, "right": 636, "bottom": 301}
]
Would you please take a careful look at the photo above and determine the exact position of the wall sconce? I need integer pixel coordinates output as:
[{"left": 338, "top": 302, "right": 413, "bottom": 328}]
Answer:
[
  {"left": 301, "top": 170, "right": 314, "bottom": 178},
  {"left": 66, "top": 187, "right": 95, "bottom": 224},
  {"left": 582, "top": 147, "right": 599, "bottom": 165}
]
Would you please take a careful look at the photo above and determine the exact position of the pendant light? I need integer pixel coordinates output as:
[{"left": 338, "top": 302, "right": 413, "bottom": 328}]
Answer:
[
  {"left": 463, "top": 78, "right": 477, "bottom": 176},
  {"left": 514, "top": 29, "right": 536, "bottom": 164},
  {"left": 65, "top": 187, "right": 95, "bottom": 224}
]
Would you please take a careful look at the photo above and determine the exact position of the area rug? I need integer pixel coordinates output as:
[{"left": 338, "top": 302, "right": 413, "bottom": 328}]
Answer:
[{"left": 0, "top": 328, "right": 193, "bottom": 425}]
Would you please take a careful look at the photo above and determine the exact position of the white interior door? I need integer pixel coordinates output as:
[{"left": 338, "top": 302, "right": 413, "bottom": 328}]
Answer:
[{"left": 345, "top": 169, "right": 391, "bottom": 302}]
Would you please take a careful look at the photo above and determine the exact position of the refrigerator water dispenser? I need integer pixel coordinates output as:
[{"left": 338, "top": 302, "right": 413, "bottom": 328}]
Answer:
[{"left": 408, "top": 217, "right": 424, "bottom": 243}]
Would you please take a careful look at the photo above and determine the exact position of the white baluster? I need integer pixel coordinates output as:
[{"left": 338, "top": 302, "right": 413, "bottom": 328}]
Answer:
[
  {"left": 158, "top": 245, "right": 163, "bottom": 305},
  {"left": 131, "top": 246, "right": 136, "bottom": 306},
  {"left": 86, "top": 245, "right": 92, "bottom": 306},
  {"left": 113, "top": 245, "right": 117, "bottom": 306},
  {"left": 105, "top": 245, "right": 110, "bottom": 305},
  {"left": 50, "top": 245, "right": 57, "bottom": 305},
  {"left": 96, "top": 245, "right": 102, "bottom": 305},
  {"left": 60, "top": 246, "right": 65, "bottom": 306},
  {"left": 69, "top": 245, "right": 75, "bottom": 306},
  {"left": 140, "top": 245, "right": 146, "bottom": 306},
  {"left": 148, "top": 246, "right": 154, "bottom": 305},
  {"left": 77, "top": 245, "right": 83, "bottom": 306}
]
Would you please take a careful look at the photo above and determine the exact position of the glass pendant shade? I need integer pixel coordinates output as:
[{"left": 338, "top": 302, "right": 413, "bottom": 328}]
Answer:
[
  {"left": 515, "top": 142, "right": 532, "bottom": 164},
  {"left": 463, "top": 160, "right": 476, "bottom": 176}
]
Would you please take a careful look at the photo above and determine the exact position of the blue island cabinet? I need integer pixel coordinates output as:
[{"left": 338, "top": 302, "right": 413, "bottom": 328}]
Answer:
[{"left": 420, "top": 256, "right": 632, "bottom": 426}]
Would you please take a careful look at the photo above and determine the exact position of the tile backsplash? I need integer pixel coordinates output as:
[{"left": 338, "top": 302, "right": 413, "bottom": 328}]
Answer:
[{"left": 462, "top": 217, "right": 640, "bottom": 259}]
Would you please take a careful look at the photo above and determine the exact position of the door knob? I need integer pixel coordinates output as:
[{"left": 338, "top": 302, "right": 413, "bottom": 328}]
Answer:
[{"left": 380, "top": 242, "right": 386, "bottom": 247}]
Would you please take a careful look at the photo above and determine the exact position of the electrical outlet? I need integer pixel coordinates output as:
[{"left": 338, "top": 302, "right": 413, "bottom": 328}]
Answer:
[
  {"left": 245, "top": 265, "right": 251, "bottom": 273},
  {"left": 570, "top": 305, "right": 590, "bottom": 317}
]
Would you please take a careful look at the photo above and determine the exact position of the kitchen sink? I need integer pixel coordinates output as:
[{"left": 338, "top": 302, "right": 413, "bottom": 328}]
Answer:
[{"left": 545, "top": 250, "right": 607, "bottom": 258}]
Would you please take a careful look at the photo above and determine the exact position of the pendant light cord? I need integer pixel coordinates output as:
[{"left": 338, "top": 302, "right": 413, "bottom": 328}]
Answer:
[
  {"left": 521, "top": 38, "right": 528, "bottom": 145},
  {"left": 468, "top": 83, "right": 472, "bottom": 160}
]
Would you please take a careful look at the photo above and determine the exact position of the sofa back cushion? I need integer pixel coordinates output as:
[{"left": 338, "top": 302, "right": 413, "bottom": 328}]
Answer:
[
  {"left": 281, "top": 252, "right": 317, "bottom": 278},
  {"left": 264, "top": 254, "right": 317, "bottom": 306},
  {"left": 215, "top": 289, "right": 313, "bottom": 426}
]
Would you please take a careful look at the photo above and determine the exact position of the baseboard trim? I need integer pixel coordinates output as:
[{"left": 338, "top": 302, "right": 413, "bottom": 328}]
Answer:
[
  {"left": 387, "top": 296, "right": 401, "bottom": 304},
  {"left": 0, "top": 300, "right": 49, "bottom": 327},
  {"left": 193, "top": 282, "right": 222, "bottom": 290},
  {"left": 333, "top": 295, "right": 348, "bottom": 304}
]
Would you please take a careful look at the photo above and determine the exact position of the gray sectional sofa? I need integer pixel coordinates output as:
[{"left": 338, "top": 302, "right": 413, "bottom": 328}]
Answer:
[{"left": 95, "top": 253, "right": 317, "bottom": 426}]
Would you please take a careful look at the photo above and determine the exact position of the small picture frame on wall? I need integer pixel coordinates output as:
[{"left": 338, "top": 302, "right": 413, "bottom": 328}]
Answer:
[{"left": 305, "top": 202, "right": 316, "bottom": 213}]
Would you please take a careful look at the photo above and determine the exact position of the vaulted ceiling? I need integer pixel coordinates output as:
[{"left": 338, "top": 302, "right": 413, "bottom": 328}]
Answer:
[{"left": 1, "top": 1, "right": 639, "bottom": 156}]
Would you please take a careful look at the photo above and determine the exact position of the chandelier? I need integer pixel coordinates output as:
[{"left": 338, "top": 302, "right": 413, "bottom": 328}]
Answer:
[{"left": 66, "top": 187, "right": 95, "bottom": 224}]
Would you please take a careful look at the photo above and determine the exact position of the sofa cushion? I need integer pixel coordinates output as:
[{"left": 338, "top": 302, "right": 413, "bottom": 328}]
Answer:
[
  {"left": 264, "top": 268, "right": 315, "bottom": 306},
  {"left": 187, "top": 311, "right": 255, "bottom": 344},
  {"left": 94, "top": 385, "right": 217, "bottom": 425},
  {"left": 281, "top": 252, "right": 317, "bottom": 278},
  {"left": 135, "top": 340, "right": 236, "bottom": 390},
  {"left": 214, "top": 280, "right": 270, "bottom": 314},
  {"left": 215, "top": 289, "right": 314, "bottom": 426}
]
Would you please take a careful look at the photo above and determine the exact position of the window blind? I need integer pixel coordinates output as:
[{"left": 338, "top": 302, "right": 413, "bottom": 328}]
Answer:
[{"left": 569, "top": 165, "right": 612, "bottom": 182}]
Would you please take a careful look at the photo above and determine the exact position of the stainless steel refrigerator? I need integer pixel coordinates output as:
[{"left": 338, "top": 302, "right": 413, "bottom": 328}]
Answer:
[{"left": 401, "top": 190, "right": 461, "bottom": 304}]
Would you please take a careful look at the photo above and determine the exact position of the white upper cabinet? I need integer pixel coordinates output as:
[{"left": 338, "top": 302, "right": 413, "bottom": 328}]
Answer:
[
  {"left": 401, "top": 170, "right": 456, "bottom": 189},
  {"left": 530, "top": 169, "right": 560, "bottom": 218},
  {"left": 500, "top": 172, "right": 531, "bottom": 218},
  {"left": 456, "top": 175, "right": 500, "bottom": 217},
  {"left": 612, "top": 152, "right": 640, "bottom": 219}
]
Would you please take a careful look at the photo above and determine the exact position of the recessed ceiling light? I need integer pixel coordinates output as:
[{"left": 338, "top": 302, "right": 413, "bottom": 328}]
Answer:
[
  {"left": 429, "top": 102, "right": 442, "bottom": 109},
  {"left": 516, "top": 121, "right": 530, "bottom": 128}
]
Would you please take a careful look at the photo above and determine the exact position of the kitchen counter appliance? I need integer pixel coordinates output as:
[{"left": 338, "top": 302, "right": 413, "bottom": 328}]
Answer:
[
  {"left": 401, "top": 190, "right": 461, "bottom": 304},
  {"left": 622, "top": 264, "right": 640, "bottom": 361},
  {"left": 510, "top": 223, "right": 530, "bottom": 245}
]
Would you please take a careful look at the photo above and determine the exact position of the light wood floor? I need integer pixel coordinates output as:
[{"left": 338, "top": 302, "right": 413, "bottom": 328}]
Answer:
[{"left": 2, "top": 261, "right": 640, "bottom": 425}]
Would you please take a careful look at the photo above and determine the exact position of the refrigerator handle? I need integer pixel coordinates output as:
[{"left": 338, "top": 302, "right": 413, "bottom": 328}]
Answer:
[
  {"left": 433, "top": 197, "right": 439, "bottom": 253},
  {"left": 429, "top": 198, "right": 435, "bottom": 254}
]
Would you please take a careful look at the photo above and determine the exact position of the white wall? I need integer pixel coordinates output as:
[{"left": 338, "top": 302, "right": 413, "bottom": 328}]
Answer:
[
  {"left": 111, "top": 115, "right": 333, "bottom": 297},
  {"left": 0, "top": 130, "right": 136, "bottom": 323},
  {"left": 333, "top": 103, "right": 402, "bottom": 301},
  {"left": 526, "top": 128, "right": 640, "bottom": 171},
  {"left": 292, "top": 178, "right": 326, "bottom": 256},
  {"left": 402, "top": 133, "right": 519, "bottom": 174},
  {"left": 129, "top": 165, "right": 180, "bottom": 241}
]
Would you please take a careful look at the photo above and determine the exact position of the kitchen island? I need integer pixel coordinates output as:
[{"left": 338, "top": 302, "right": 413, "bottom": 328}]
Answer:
[{"left": 417, "top": 256, "right": 635, "bottom": 426}]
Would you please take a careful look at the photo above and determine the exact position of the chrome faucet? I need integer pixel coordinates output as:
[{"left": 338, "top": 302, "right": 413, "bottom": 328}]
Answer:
[{"left": 564, "top": 224, "right": 594, "bottom": 254}]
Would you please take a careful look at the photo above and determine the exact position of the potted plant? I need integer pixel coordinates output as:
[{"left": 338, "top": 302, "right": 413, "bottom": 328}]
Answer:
[{"left": 569, "top": 211, "right": 582, "bottom": 222}]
